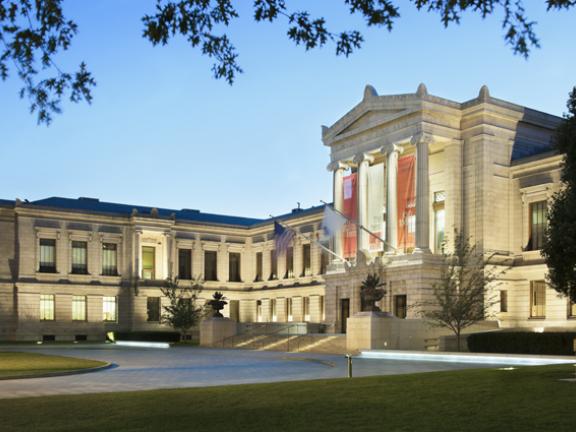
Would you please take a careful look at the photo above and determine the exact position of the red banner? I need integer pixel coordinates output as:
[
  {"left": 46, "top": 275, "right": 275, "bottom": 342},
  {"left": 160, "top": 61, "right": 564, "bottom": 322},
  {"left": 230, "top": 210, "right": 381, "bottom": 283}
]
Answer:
[
  {"left": 397, "top": 155, "right": 415, "bottom": 251},
  {"left": 342, "top": 173, "right": 357, "bottom": 259}
]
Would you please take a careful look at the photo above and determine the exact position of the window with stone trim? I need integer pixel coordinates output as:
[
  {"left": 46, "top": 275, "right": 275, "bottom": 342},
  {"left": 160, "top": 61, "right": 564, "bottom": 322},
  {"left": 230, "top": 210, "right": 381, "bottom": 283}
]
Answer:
[
  {"left": 433, "top": 191, "right": 446, "bottom": 253},
  {"left": 530, "top": 281, "right": 546, "bottom": 318},
  {"left": 527, "top": 201, "right": 548, "bottom": 251},
  {"left": 72, "top": 295, "right": 87, "bottom": 321},
  {"left": 254, "top": 252, "right": 263, "bottom": 282},
  {"left": 204, "top": 251, "right": 218, "bottom": 281},
  {"left": 394, "top": 295, "right": 407, "bottom": 319},
  {"left": 147, "top": 297, "right": 161, "bottom": 322},
  {"left": 569, "top": 300, "right": 576, "bottom": 318},
  {"left": 40, "top": 294, "right": 55, "bottom": 320},
  {"left": 178, "top": 249, "right": 192, "bottom": 280},
  {"left": 229, "top": 252, "right": 242, "bottom": 282},
  {"left": 271, "top": 298, "right": 277, "bottom": 322},
  {"left": 302, "top": 244, "right": 311, "bottom": 276},
  {"left": 285, "top": 247, "right": 294, "bottom": 279},
  {"left": 500, "top": 290, "right": 508, "bottom": 313},
  {"left": 269, "top": 250, "right": 277, "bottom": 280},
  {"left": 287, "top": 297, "right": 293, "bottom": 322},
  {"left": 303, "top": 296, "right": 310, "bottom": 321},
  {"left": 142, "top": 246, "right": 156, "bottom": 280},
  {"left": 71, "top": 241, "right": 88, "bottom": 274},
  {"left": 102, "top": 243, "right": 118, "bottom": 276},
  {"left": 103, "top": 296, "right": 117, "bottom": 322},
  {"left": 39, "top": 239, "right": 57, "bottom": 273}
]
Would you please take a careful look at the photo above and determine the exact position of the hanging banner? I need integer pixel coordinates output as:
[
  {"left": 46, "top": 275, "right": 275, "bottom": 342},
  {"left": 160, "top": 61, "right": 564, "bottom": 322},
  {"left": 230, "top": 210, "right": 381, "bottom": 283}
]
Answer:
[
  {"left": 397, "top": 155, "right": 416, "bottom": 251},
  {"left": 367, "top": 163, "right": 385, "bottom": 252},
  {"left": 342, "top": 173, "right": 357, "bottom": 259}
]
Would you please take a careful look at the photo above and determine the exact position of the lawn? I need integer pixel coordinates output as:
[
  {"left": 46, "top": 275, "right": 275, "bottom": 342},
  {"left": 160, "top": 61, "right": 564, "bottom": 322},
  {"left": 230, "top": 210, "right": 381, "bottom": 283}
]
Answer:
[
  {"left": 0, "top": 352, "right": 107, "bottom": 379},
  {"left": 1, "top": 363, "right": 575, "bottom": 432}
]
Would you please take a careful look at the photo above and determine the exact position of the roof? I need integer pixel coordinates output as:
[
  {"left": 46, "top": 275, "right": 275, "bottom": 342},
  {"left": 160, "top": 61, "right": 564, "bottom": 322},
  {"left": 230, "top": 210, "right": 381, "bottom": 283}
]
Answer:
[
  {"left": 0, "top": 199, "right": 14, "bottom": 208},
  {"left": 11, "top": 196, "right": 325, "bottom": 228}
]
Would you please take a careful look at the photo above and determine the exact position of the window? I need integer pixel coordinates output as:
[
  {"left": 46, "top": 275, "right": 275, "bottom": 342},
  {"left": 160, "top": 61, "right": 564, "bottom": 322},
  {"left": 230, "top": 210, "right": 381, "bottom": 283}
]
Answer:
[
  {"left": 500, "top": 290, "right": 508, "bottom": 313},
  {"left": 528, "top": 201, "right": 548, "bottom": 251},
  {"left": 302, "top": 244, "right": 311, "bottom": 276},
  {"left": 569, "top": 300, "right": 576, "bottom": 318},
  {"left": 72, "top": 296, "right": 87, "bottom": 321},
  {"left": 320, "top": 295, "right": 325, "bottom": 321},
  {"left": 287, "top": 298, "right": 293, "bottom": 322},
  {"left": 530, "top": 281, "right": 546, "bottom": 318},
  {"left": 256, "top": 300, "right": 263, "bottom": 322},
  {"left": 271, "top": 298, "right": 277, "bottom": 322},
  {"left": 320, "top": 241, "right": 330, "bottom": 274},
  {"left": 39, "top": 239, "right": 56, "bottom": 273},
  {"left": 433, "top": 191, "right": 445, "bottom": 253},
  {"left": 71, "top": 241, "right": 88, "bottom": 274},
  {"left": 303, "top": 296, "right": 310, "bottom": 321},
  {"left": 285, "top": 247, "right": 294, "bottom": 279},
  {"left": 178, "top": 249, "right": 192, "bottom": 280},
  {"left": 204, "top": 251, "right": 218, "bottom": 281},
  {"left": 103, "top": 296, "right": 117, "bottom": 322},
  {"left": 394, "top": 295, "right": 407, "bottom": 319},
  {"left": 142, "top": 246, "right": 155, "bottom": 280},
  {"left": 147, "top": 297, "right": 161, "bottom": 322},
  {"left": 254, "top": 252, "right": 263, "bottom": 282},
  {"left": 229, "top": 252, "right": 242, "bottom": 282},
  {"left": 269, "top": 250, "right": 277, "bottom": 280},
  {"left": 40, "top": 294, "right": 55, "bottom": 320},
  {"left": 102, "top": 243, "right": 118, "bottom": 276}
]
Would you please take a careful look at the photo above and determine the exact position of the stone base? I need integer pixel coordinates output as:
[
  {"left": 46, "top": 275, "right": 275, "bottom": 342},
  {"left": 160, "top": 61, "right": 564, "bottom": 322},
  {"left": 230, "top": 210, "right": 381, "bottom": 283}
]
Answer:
[
  {"left": 200, "top": 318, "right": 238, "bottom": 347},
  {"left": 346, "top": 311, "right": 394, "bottom": 353}
]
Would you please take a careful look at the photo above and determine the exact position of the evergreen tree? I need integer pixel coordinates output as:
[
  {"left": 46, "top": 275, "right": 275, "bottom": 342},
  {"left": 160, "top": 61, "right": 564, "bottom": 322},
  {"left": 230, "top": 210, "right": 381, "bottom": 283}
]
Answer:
[{"left": 542, "top": 87, "right": 576, "bottom": 303}]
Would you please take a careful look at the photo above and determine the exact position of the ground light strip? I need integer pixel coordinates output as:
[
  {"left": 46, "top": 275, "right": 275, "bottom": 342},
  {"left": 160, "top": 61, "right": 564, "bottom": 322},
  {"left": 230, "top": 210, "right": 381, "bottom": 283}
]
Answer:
[
  {"left": 358, "top": 350, "right": 576, "bottom": 366},
  {"left": 115, "top": 341, "right": 170, "bottom": 349}
]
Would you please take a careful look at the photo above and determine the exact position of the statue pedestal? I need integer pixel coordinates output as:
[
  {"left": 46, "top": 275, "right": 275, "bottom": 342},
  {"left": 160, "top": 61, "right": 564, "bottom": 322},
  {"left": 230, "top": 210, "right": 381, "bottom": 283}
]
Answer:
[
  {"left": 200, "top": 318, "right": 238, "bottom": 347},
  {"left": 346, "top": 311, "right": 393, "bottom": 353}
]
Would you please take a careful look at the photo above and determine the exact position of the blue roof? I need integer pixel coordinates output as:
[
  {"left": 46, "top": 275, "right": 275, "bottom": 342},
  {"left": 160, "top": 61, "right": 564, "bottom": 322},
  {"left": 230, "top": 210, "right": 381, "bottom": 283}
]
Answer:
[
  {"left": 16, "top": 196, "right": 325, "bottom": 228},
  {"left": 0, "top": 199, "right": 14, "bottom": 207}
]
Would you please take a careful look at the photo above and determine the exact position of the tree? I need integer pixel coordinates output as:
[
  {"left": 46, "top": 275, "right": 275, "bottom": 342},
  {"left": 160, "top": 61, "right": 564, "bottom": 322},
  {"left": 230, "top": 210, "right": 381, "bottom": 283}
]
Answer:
[
  {"left": 2, "top": 1, "right": 575, "bottom": 125},
  {"left": 360, "top": 273, "right": 386, "bottom": 312},
  {"left": 419, "top": 232, "right": 504, "bottom": 351},
  {"left": 542, "top": 87, "right": 576, "bottom": 304},
  {"left": 160, "top": 277, "right": 204, "bottom": 339}
]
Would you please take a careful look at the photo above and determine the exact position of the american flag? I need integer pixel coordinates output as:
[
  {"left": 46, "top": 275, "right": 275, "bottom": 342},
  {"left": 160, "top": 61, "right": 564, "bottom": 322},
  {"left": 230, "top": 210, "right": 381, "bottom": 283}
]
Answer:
[{"left": 274, "top": 221, "right": 295, "bottom": 254}]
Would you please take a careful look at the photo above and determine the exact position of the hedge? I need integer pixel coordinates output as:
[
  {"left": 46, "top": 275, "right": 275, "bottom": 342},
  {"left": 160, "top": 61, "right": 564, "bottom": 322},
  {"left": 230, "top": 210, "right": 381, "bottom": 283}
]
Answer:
[
  {"left": 114, "top": 331, "right": 182, "bottom": 343},
  {"left": 467, "top": 331, "right": 576, "bottom": 356}
]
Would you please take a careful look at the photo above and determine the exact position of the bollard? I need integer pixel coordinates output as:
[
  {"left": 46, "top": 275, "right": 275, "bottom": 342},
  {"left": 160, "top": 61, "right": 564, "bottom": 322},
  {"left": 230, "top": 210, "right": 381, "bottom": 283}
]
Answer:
[{"left": 346, "top": 354, "right": 352, "bottom": 378}]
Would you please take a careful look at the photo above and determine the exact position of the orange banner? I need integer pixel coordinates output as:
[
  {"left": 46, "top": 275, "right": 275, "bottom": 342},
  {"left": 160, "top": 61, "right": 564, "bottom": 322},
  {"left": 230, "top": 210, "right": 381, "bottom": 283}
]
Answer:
[
  {"left": 397, "top": 155, "right": 415, "bottom": 251},
  {"left": 342, "top": 173, "right": 357, "bottom": 259}
]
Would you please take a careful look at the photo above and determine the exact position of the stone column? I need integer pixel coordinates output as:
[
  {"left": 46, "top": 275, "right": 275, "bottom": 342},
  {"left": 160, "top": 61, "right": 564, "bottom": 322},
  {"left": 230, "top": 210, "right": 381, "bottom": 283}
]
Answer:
[
  {"left": 386, "top": 145, "right": 402, "bottom": 252},
  {"left": 354, "top": 153, "right": 374, "bottom": 255},
  {"left": 330, "top": 162, "right": 346, "bottom": 259},
  {"left": 134, "top": 229, "right": 142, "bottom": 279},
  {"left": 412, "top": 133, "right": 432, "bottom": 253}
]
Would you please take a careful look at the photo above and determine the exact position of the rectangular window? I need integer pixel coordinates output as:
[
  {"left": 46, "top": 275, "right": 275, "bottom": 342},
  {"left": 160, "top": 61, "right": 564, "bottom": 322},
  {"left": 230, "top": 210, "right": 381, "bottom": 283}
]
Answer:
[
  {"left": 39, "top": 239, "right": 57, "bottom": 273},
  {"left": 256, "top": 300, "right": 263, "bottom": 322},
  {"left": 287, "top": 298, "right": 293, "bottom": 322},
  {"left": 229, "top": 252, "right": 242, "bottom": 282},
  {"left": 71, "top": 241, "right": 88, "bottom": 274},
  {"left": 255, "top": 252, "right": 263, "bottom": 282},
  {"left": 302, "top": 244, "right": 311, "bottom": 276},
  {"left": 269, "top": 250, "right": 277, "bottom": 280},
  {"left": 102, "top": 243, "right": 118, "bottom": 276},
  {"left": 103, "top": 296, "right": 117, "bottom": 322},
  {"left": 40, "top": 294, "right": 55, "bottom": 320},
  {"left": 320, "top": 241, "right": 330, "bottom": 274},
  {"left": 271, "top": 298, "right": 277, "bottom": 322},
  {"left": 147, "top": 297, "right": 161, "bottom": 322},
  {"left": 394, "top": 295, "right": 407, "bottom": 319},
  {"left": 500, "top": 290, "right": 508, "bottom": 313},
  {"left": 530, "top": 281, "right": 546, "bottom": 318},
  {"left": 178, "top": 249, "right": 192, "bottom": 280},
  {"left": 303, "top": 296, "right": 310, "bottom": 321},
  {"left": 142, "top": 246, "right": 156, "bottom": 280},
  {"left": 285, "top": 247, "right": 294, "bottom": 279},
  {"left": 72, "top": 295, "right": 87, "bottom": 321},
  {"left": 528, "top": 201, "right": 548, "bottom": 251},
  {"left": 204, "top": 251, "right": 218, "bottom": 281},
  {"left": 569, "top": 300, "right": 576, "bottom": 318},
  {"left": 320, "top": 295, "right": 325, "bottom": 321},
  {"left": 433, "top": 192, "right": 446, "bottom": 253}
]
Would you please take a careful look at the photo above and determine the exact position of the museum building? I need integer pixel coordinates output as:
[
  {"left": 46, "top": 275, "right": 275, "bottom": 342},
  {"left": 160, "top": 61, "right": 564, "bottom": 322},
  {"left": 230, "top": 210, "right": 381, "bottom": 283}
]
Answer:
[{"left": 0, "top": 84, "right": 574, "bottom": 342}]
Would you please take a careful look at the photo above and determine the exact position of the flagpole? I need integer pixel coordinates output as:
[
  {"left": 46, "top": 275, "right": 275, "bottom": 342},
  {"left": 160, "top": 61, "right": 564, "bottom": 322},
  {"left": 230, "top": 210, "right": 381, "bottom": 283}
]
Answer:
[
  {"left": 270, "top": 216, "right": 351, "bottom": 268},
  {"left": 320, "top": 200, "right": 397, "bottom": 253}
]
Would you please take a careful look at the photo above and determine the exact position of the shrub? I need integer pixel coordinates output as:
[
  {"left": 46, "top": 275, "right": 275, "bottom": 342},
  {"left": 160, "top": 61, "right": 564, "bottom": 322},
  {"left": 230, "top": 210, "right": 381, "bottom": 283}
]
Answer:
[
  {"left": 114, "top": 331, "right": 181, "bottom": 343},
  {"left": 467, "top": 331, "right": 576, "bottom": 356}
]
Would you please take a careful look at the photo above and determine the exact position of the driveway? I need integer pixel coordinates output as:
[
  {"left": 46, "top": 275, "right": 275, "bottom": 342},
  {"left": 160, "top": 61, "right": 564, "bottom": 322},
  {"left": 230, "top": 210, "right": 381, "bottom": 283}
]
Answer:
[{"left": 0, "top": 345, "right": 508, "bottom": 399}]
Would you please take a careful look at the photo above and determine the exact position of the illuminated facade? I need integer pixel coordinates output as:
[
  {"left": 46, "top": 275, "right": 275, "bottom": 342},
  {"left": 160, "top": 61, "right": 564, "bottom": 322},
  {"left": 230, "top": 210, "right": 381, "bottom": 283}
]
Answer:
[{"left": 0, "top": 84, "right": 574, "bottom": 342}]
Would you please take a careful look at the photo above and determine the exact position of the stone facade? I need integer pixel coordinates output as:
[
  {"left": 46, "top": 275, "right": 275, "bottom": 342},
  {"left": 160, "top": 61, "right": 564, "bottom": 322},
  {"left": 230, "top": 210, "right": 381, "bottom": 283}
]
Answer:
[{"left": 0, "top": 84, "right": 573, "bottom": 342}]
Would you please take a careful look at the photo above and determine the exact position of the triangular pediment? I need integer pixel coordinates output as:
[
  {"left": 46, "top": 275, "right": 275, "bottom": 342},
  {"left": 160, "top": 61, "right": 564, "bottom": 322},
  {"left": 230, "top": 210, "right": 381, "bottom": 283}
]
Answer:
[{"left": 338, "top": 109, "right": 406, "bottom": 136}]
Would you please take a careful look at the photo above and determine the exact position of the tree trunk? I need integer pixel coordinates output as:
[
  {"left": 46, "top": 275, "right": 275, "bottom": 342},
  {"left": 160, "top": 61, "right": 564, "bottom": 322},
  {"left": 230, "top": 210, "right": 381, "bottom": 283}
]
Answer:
[{"left": 456, "top": 330, "right": 461, "bottom": 352}]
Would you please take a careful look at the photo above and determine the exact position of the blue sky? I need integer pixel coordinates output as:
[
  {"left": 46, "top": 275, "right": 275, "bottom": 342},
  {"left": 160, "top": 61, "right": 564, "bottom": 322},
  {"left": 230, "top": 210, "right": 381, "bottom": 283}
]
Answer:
[{"left": 1, "top": 1, "right": 575, "bottom": 218}]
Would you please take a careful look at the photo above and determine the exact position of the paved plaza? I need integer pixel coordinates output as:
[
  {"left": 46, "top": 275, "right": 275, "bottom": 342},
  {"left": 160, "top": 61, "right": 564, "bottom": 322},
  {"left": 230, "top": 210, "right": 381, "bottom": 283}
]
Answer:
[{"left": 0, "top": 345, "right": 515, "bottom": 399}]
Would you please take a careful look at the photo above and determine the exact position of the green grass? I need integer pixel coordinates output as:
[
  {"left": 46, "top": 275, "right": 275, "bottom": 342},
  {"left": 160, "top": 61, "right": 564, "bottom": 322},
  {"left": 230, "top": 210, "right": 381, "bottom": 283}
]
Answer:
[
  {"left": 1, "top": 364, "right": 576, "bottom": 431},
  {"left": 0, "top": 352, "right": 107, "bottom": 378}
]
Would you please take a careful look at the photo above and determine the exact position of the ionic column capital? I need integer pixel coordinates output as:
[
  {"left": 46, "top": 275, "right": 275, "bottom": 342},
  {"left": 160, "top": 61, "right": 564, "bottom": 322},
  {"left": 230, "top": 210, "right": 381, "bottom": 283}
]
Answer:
[
  {"left": 353, "top": 153, "right": 374, "bottom": 165},
  {"left": 410, "top": 132, "right": 433, "bottom": 147},
  {"left": 327, "top": 161, "right": 348, "bottom": 172}
]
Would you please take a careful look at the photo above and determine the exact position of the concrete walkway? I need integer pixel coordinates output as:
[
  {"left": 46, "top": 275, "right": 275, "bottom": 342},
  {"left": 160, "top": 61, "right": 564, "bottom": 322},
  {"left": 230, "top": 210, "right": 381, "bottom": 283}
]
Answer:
[{"left": 0, "top": 345, "right": 510, "bottom": 399}]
